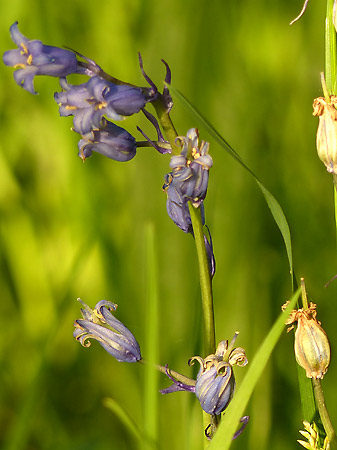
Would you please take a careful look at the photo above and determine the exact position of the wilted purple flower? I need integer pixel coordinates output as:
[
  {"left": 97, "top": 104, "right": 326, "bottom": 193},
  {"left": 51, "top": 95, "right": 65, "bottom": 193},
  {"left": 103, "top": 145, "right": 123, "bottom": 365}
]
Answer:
[
  {"left": 163, "top": 129, "right": 215, "bottom": 275},
  {"left": 163, "top": 128, "right": 212, "bottom": 232},
  {"left": 55, "top": 76, "right": 148, "bottom": 134},
  {"left": 196, "top": 363, "right": 234, "bottom": 415},
  {"left": 190, "top": 340, "right": 247, "bottom": 415},
  {"left": 3, "top": 22, "right": 78, "bottom": 94},
  {"left": 78, "top": 119, "right": 137, "bottom": 162},
  {"left": 163, "top": 173, "right": 196, "bottom": 233},
  {"left": 73, "top": 299, "right": 141, "bottom": 363},
  {"left": 171, "top": 129, "right": 212, "bottom": 205},
  {"left": 161, "top": 336, "right": 248, "bottom": 417}
]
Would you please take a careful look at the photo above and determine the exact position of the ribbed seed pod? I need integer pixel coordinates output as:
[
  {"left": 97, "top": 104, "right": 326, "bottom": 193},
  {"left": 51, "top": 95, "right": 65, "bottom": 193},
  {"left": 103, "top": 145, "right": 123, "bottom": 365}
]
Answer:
[{"left": 284, "top": 302, "right": 330, "bottom": 379}]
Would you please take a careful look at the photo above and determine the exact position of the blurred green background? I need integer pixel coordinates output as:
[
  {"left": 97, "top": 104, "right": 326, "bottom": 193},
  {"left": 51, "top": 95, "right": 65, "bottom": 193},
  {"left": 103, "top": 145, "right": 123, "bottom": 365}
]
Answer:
[{"left": 1, "top": 0, "right": 336, "bottom": 449}]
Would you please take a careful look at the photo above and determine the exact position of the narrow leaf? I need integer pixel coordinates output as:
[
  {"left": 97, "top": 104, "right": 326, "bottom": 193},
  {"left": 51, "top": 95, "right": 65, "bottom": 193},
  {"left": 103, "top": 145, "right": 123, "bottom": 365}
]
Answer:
[{"left": 103, "top": 397, "right": 143, "bottom": 443}]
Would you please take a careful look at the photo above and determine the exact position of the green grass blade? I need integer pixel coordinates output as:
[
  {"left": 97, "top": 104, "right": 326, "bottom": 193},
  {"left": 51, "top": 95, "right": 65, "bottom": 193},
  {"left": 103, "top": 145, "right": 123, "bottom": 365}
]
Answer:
[
  {"left": 297, "top": 364, "right": 316, "bottom": 422},
  {"left": 207, "top": 288, "right": 301, "bottom": 449},
  {"left": 103, "top": 397, "right": 143, "bottom": 444},
  {"left": 169, "top": 86, "right": 294, "bottom": 289}
]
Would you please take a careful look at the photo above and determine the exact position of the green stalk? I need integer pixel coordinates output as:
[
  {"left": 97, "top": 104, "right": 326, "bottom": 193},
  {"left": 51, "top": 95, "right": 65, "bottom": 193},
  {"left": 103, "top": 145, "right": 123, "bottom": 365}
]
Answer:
[
  {"left": 300, "top": 278, "right": 309, "bottom": 310},
  {"left": 325, "top": 0, "right": 337, "bottom": 95},
  {"left": 188, "top": 203, "right": 216, "bottom": 356},
  {"left": 188, "top": 203, "right": 216, "bottom": 448},
  {"left": 152, "top": 95, "right": 180, "bottom": 155},
  {"left": 323, "top": 11, "right": 337, "bottom": 450},
  {"left": 154, "top": 90, "right": 216, "bottom": 446},
  {"left": 153, "top": 97, "right": 216, "bottom": 355},
  {"left": 139, "top": 359, "right": 196, "bottom": 386},
  {"left": 334, "top": 176, "right": 337, "bottom": 242},
  {"left": 312, "top": 378, "right": 337, "bottom": 449}
]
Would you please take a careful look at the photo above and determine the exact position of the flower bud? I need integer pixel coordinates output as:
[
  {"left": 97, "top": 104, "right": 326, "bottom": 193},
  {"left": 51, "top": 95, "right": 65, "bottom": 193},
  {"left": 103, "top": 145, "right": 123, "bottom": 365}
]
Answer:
[
  {"left": 313, "top": 96, "right": 337, "bottom": 174},
  {"left": 284, "top": 302, "right": 330, "bottom": 379},
  {"left": 78, "top": 120, "right": 137, "bottom": 162}
]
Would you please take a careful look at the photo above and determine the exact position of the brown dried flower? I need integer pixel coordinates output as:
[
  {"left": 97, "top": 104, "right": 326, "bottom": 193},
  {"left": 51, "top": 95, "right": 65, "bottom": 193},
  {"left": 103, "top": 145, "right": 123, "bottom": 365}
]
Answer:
[{"left": 282, "top": 302, "right": 330, "bottom": 379}]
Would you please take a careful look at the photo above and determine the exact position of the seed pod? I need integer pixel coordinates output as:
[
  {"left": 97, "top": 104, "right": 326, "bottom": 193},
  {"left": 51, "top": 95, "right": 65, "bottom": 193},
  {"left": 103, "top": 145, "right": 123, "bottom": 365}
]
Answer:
[
  {"left": 313, "top": 96, "right": 337, "bottom": 174},
  {"left": 284, "top": 302, "right": 330, "bottom": 379}
]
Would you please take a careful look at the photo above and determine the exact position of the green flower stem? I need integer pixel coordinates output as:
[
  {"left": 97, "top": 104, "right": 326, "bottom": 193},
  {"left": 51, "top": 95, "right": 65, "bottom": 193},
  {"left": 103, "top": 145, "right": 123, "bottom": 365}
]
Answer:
[
  {"left": 325, "top": 0, "right": 337, "bottom": 95},
  {"left": 312, "top": 378, "right": 337, "bottom": 449},
  {"left": 139, "top": 359, "right": 196, "bottom": 386},
  {"left": 300, "top": 278, "right": 309, "bottom": 310},
  {"left": 188, "top": 202, "right": 216, "bottom": 356},
  {"left": 325, "top": 14, "right": 337, "bottom": 450},
  {"left": 152, "top": 95, "right": 180, "bottom": 155},
  {"left": 334, "top": 176, "right": 337, "bottom": 243},
  {"left": 136, "top": 140, "right": 172, "bottom": 150}
]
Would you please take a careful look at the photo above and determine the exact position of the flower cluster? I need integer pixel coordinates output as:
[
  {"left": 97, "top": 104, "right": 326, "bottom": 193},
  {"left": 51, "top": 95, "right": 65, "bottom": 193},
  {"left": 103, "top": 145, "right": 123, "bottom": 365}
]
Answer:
[
  {"left": 3, "top": 22, "right": 158, "bottom": 163},
  {"left": 73, "top": 299, "right": 141, "bottom": 363},
  {"left": 4, "top": 21, "right": 230, "bottom": 438},
  {"left": 163, "top": 128, "right": 215, "bottom": 275},
  {"left": 297, "top": 420, "right": 330, "bottom": 450},
  {"left": 298, "top": 421, "right": 330, "bottom": 450},
  {"left": 163, "top": 128, "right": 212, "bottom": 232}
]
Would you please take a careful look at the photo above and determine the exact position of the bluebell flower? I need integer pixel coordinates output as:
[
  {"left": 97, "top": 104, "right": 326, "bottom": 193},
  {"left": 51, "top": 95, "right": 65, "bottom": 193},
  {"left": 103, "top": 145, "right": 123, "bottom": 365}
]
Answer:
[
  {"left": 163, "top": 173, "right": 197, "bottom": 233},
  {"left": 161, "top": 336, "right": 247, "bottom": 416},
  {"left": 163, "top": 128, "right": 212, "bottom": 232},
  {"left": 163, "top": 129, "right": 215, "bottom": 275},
  {"left": 3, "top": 22, "right": 78, "bottom": 94},
  {"left": 78, "top": 119, "right": 137, "bottom": 162},
  {"left": 190, "top": 340, "right": 247, "bottom": 415},
  {"left": 55, "top": 76, "right": 148, "bottom": 134},
  {"left": 73, "top": 299, "right": 141, "bottom": 363}
]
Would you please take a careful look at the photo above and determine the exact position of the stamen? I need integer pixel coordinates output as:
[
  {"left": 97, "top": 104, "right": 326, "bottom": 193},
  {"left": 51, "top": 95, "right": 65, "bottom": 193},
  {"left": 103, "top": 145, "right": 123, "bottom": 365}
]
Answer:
[
  {"left": 95, "top": 102, "right": 107, "bottom": 110},
  {"left": 20, "top": 42, "right": 28, "bottom": 54}
]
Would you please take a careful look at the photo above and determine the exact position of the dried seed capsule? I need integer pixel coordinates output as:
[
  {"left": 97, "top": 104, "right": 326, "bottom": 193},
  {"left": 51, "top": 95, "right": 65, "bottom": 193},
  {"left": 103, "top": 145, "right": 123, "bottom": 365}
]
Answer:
[
  {"left": 284, "top": 302, "right": 330, "bottom": 379},
  {"left": 313, "top": 96, "right": 337, "bottom": 174}
]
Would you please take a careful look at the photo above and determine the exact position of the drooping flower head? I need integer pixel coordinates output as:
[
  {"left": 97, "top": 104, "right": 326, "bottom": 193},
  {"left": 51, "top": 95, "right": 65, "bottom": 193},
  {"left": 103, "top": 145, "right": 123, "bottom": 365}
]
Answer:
[
  {"left": 163, "top": 128, "right": 213, "bottom": 232},
  {"left": 78, "top": 119, "right": 137, "bottom": 162},
  {"left": 163, "top": 128, "right": 215, "bottom": 276},
  {"left": 3, "top": 22, "right": 78, "bottom": 94},
  {"left": 73, "top": 299, "right": 141, "bottom": 363},
  {"left": 161, "top": 334, "right": 248, "bottom": 416},
  {"left": 54, "top": 76, "right": 151, "bottom": 135},
  {"left": 189, "top": 337, "right": 248, "bottom": 415}
]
